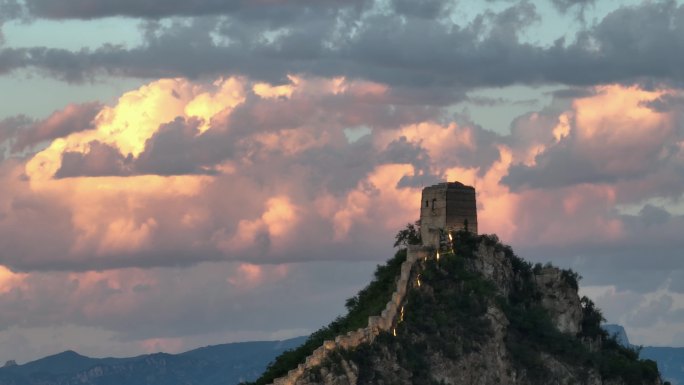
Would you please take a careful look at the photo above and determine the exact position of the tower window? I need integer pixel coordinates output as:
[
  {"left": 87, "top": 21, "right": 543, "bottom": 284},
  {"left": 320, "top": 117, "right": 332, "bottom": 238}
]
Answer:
[{"left": 425, "top": 200, "right": 429, "bottom": 207}]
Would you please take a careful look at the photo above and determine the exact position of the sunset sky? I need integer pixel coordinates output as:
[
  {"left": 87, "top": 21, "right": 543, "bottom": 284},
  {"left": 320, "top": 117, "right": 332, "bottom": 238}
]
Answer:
[{"left": 1, "top": 0, "right": 684, "bottom": 363}]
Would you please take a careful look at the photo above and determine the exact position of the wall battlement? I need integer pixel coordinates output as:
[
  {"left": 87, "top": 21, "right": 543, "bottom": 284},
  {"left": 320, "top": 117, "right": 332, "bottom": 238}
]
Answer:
[{"left": 269, "top": 246, "right": 429, "bottom": 385}]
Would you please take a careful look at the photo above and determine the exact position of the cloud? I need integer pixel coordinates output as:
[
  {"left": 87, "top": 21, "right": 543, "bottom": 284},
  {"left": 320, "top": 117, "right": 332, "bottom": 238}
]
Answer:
[
  {"left": 0, "top": 115, "right": 32, "bottom": 156},
  {"left": 549, "top": 0, "right": 595, "bottom": 14},
  {"left": 11, "top": 102, "right": 102, "bottom": 153},
  {"left": 390, "top": 0, "right": 450, "bottom": 19},
  {"left": 2, "top": 2, "right": 684, "bottom": 92},
  {"left": 641, "top": 92, "right": 684, "bottom": 113},
  {"left": 580, "top": 285, "right": 684, "bottom": 346},
  {"left": 503, "top": 85, "right": 681, "bottom": 190},
  {"left": 1, "top": 76, "right": 684, "bottom": 357},
  {"left": 549, "top": 87, "right": 597, "bottom": 100},
  {"left": 0, "top": 74, "right": 684, "bottom": 360},
  {"left": 55, "top": 141, "right": 133, "bottom": 178},
  {"left": 2, "top": 77, "right": 683, "bottom": 281},
  {"left": 0, "top": 0, "right": 23, "bottom": 44},
  {"left": 20, "top": 0, "right": 368, "bottom": 20},
  {"left": 2, "top": 0, "right": 684, "bottom": 360},
  {"left": 0, "top": 76, "right": 448, "bottom": 271},
  {"left": 0, "top": 258, "right": 378, "bottom": 361}
]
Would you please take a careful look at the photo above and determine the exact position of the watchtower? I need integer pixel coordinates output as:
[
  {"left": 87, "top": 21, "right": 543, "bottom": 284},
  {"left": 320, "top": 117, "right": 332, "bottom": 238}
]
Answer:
[{"left": 420, "top": 181, "right": 478, "bottom": 249}]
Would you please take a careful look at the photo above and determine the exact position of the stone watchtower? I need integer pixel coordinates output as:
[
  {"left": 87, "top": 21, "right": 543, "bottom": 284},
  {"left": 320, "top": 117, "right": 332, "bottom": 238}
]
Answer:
[{"left": 420, "top": 181, "right": 478, "bottom": 249}]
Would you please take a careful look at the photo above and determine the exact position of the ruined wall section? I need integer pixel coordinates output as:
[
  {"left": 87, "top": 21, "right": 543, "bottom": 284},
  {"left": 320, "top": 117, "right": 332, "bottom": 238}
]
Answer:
[{"left": 270, "top": 246, "right": 429, "bottom": 385}]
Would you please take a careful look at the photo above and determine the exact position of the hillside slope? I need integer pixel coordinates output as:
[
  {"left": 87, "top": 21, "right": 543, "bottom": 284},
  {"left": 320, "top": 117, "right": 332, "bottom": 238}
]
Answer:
[{"left": 254, "top": 232, "right": 663, "bottom": 385}]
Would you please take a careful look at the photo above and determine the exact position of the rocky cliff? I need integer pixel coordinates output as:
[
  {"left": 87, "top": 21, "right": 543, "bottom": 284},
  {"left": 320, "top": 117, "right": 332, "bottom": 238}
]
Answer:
[{"left": 254, "top": 232, "right": 663, "bottom": 385}]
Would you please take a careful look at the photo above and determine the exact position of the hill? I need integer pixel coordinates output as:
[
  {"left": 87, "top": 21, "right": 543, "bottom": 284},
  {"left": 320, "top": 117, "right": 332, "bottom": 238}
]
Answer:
[
  {"left": 0, "top": 337, "right": 306, "bottom": 385},
  {"left": 248, "top": 231, "right": 664, "bottom": 385}
]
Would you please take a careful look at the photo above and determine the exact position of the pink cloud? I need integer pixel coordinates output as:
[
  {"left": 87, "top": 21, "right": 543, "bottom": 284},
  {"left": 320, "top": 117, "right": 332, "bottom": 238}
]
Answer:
[
  {"left": 0, "top": 78, "right": 681, "bottom": 286},
  {"left": 1, "top": 79, "right": 684, "bottom": 361}
]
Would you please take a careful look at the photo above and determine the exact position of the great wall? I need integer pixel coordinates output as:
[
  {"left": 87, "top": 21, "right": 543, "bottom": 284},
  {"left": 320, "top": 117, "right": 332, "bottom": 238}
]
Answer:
[
  {"left": 269, "top": 245, "right": 430, "bottom": 385},
  {"left": 269, "top": 181, "right": 478, "bottom": 385}
]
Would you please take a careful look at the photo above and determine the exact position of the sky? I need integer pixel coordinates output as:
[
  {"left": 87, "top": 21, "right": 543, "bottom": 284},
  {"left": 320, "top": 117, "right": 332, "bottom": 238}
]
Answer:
[{"left": 1, "top": 0, "right": 684, "bottom": 363}]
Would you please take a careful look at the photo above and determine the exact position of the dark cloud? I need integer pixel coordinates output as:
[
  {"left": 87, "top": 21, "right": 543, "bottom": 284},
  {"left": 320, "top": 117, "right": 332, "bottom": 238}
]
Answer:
[
  {"left": 0, "top": 2, "right": 682, "bottom": 91},
  {"left": 503, "top": 143, "right": 610, "bottom": 190},
  {"left": 503, "top": 140, "right": 681, "bottom": 191},
  {"left": 0, "top": 116, "right": 30, "bottom": 161},
  {"left": 380, "top": 137, "right": 430, "bottom": 169},
  {"left": 513, "top": 204, "right": 684, "bottom": 294},
  {"left": 380, "top": 137, "right": 441, "bottom": 188},
  {"left": 584, "top": 1, "right": 684, "bottom": 84},
  {"left": 391, "top": 0, "right": 450, "bottom": 19},
  {"left": 54, "top": 141, "right": 132, "bottom": 178},
  {"left": 641, "top": 93, "right": 684, "bottom": 112},
  {"left": 666, "top": 270, "right": 684, "bottom": 293},
  {"left": 11, "top": 102, "right": 101, "bottom": 152},
  {"left": 136, "top": 118, "right": 225, "bottom": 176},
  {"left": 53, "top": 119, "right": 225, "bottom": 178},
  {"left": 0, "top": 115, "right": 31, "bottom": 145},
  {"left": 550, "top": 0, "right": 595, "bottom": 13},
  {"left": 638, "top": 204, "right": 672, "bottom": 227},
  {"left": 0, "top": 0, "right": 23, "bottom": 44},
  {"left": 21, "top": 0, "right": 368, "bottom": 20},
  {"left": 549, "top": 87, "right": 597, "bottom": 99}
]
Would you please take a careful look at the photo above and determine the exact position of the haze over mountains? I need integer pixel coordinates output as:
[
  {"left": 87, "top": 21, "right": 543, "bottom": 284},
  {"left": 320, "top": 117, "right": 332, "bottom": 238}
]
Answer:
[
  {"left": 2, "top": 327, "right": 681, "bottom": 385},
  {"left": 0, "top": 297, "right": 681, "bottom": 385},
  {"left": 604, "top": 325, "right": 684, "bottom": 385},
  {"left": 0, "top": 337, "right": 306, "bottom": 385}
]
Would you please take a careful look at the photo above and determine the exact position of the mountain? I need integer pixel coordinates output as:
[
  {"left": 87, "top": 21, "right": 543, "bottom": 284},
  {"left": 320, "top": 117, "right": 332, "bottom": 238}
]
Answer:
[
  {"left": 603, "top": 325, "right": 632, "bottom": 348},
  {"left": 247, "top": 231, "right": 664, "bottom": 385},
  {"left": 603, "top": 324, "right": 684, "bottom": 385},
  {"left": 0, "top": 337, "right": 307, "bottom": 385}
]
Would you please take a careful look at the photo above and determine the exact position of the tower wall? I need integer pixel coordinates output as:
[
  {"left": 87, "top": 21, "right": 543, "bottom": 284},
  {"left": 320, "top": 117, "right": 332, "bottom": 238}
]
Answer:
[{"left": 420, "top": 182, "right": 477, "bottom": 248}]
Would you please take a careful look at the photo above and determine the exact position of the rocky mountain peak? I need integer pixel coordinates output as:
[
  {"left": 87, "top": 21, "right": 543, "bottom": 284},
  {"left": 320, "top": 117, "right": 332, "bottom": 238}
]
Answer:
[{"left": 253, "top": 231, "right": 664, "bottom": 385}]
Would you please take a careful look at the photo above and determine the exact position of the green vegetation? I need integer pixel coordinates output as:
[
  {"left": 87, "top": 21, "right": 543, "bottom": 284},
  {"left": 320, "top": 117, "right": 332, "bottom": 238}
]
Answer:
[
  {"left": 482, "top": 230, "right": 660, "bottom": 385},
  {"left": 399, "top": 241, "right": 495, "bottom": 357},
  {"left": 243, "top": 249, "right": 407, "bottom": 385},
  {"left": 394, "top": 230, "right": 659, "bottom": 385},
  {"left": 329, "top": 231, "right": 497, "bottom": 384},
  {"left": 246, "top": 229, "right": 662, "bottom": 385},
  {"left": 393, "top": 220, "right": 422, "bottom": 248}
]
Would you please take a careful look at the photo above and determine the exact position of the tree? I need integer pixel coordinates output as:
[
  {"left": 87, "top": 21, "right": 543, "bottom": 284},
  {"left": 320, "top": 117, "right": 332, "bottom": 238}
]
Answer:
[
  {"left": 580, "top": 296, "right": 605, "bottom": 338},
  {"left": 394, "top": 221, "right": 422, "bottom": 247}
]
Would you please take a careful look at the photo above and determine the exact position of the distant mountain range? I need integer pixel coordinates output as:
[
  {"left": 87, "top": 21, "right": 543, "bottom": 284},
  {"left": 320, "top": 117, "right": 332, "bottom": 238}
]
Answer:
[
  {"left": 0, "top": 327, "right": 680, "bottom": 385},
  {"left": 0, "top": 336, "right": 307, "bottom": 385},
  {"left": 604, "top": 324, "right": 684, "bottom": 385}
]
